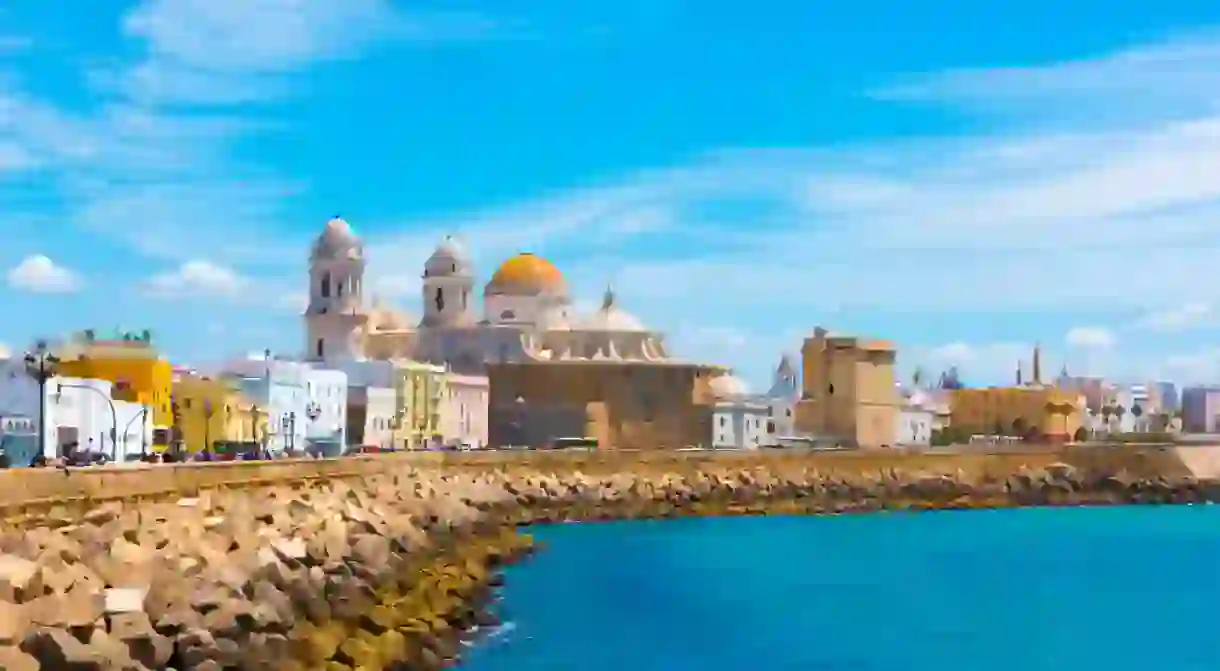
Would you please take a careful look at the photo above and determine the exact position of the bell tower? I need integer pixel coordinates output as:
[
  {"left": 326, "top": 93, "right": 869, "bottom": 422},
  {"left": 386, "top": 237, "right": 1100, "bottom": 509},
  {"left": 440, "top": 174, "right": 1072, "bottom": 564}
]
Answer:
[
  {"left": 304, "top": 216, "right": 368, "bottom": 361},
  {"left": 420, "top": 236, "right": 475, "bottom": 328}
]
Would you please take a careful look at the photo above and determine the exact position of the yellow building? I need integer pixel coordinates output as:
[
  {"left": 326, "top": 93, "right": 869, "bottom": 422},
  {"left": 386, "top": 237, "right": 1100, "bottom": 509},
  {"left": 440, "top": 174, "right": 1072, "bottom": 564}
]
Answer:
[
  {"left": 392, "top": 360, "right": 447, "bottom": 449},
  {"left": 948, "top": 343, "right": 1084, "bottom": 441},
  {"left": 795, "top": 327, "right": 901, "bottom": 447},
  {"left": 949, "top": 386, "right": 1082, "bottom": 440},
  {"left": 54, "top": 331, "right": 174, "bottom": 447},
  {"left": 172, "top": 374, "right": 268, "bottom": 453}
]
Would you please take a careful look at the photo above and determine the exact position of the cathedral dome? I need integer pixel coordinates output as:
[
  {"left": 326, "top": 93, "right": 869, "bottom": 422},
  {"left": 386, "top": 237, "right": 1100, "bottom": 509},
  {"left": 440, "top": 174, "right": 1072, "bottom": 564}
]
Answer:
[
  {"left": 578, "top": 286, "right": 647, "bottom": 332},
  {"left": 485, "top": 253, "right": 566, "bottom": 296},
  {"left": 424, "top": 236, "right": 472, "bottom": 278},
  {"left": 710, "top": 373, "right": 751, "bottom": 399},
  {"left": 312, "top": 216, "right": 361, "bottom": 260}
]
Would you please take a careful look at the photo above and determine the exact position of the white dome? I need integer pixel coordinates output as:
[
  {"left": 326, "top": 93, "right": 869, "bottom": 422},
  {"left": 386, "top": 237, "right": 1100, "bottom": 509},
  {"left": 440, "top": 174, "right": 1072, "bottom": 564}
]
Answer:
[
  {"left": 424, "top": 235, "right": 472, "bottom": 277},
  {"left": 710, "top": 374, "right": 751, "bottom": 399},
  {"left": 578, "top": 286, "right": 648, "bottom": 332},
  {"left": 312, "top": 217, "right": 361, "bottom": 260}
]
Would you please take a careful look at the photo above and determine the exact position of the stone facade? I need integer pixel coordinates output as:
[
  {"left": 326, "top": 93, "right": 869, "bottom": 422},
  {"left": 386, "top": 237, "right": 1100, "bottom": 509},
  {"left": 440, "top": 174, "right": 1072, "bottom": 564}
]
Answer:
[
  {"left": 486, "top": 361, "right": 719, "bottom": 449},
  {"left": 795, "top": 327, "right": 900, "bottom": 447}
]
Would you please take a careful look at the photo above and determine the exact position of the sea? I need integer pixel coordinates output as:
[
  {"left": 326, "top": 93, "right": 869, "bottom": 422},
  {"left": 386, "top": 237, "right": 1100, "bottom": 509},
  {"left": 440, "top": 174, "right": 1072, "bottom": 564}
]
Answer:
[{"left": 459, "top": 506, "right": 1220, "bottom": 671}]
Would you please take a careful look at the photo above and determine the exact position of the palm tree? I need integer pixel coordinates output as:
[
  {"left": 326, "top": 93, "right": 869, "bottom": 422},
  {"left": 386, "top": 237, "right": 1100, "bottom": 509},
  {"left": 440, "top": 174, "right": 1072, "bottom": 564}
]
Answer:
[
  {"left": 1113, "top": 405, "right": 1127, "bottom": 433},
  {"left": 1131, "top": 404, "right": 1143, "bottom": 431},
  {"left": 1101, "top": 405, "right": 1113, "bottom": 434}
]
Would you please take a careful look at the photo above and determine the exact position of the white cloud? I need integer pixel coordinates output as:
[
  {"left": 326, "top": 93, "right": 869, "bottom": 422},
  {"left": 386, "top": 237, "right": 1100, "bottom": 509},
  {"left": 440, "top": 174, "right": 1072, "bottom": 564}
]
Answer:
[
  {"left": 0, "top": 342, "right": 10, "bottom": 359},
  {"left": 870, "top": 30, "right": 1220, "bottom": 122},
  {"left": 110, "top": 0, "right": 505, "bottom": 106},
  {"left": 6, "top": 254, "right": 81, "bottom": 293},
  {"left": 1136, "top": 302, "right": 1213, "bottom": 332},
  {"left": 144, "top": 260, "right": 247, "bottom": 298},
  {"left": 1065, "top": 326, "right": 1117, "bottom": 348}
]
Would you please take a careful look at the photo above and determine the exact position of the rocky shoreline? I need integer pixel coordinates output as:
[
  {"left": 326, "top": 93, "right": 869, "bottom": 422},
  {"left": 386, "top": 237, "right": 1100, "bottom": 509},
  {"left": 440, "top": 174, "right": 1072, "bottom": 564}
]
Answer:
[{"left": 0, "top": 460, "right": 1215, "bottom": 670}]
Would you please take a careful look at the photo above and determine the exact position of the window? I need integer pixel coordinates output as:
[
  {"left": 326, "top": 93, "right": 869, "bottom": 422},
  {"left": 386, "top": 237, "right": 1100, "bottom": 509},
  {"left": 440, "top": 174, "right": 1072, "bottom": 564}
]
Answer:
[
  {"left": 337, "top": 281, "right": 344, "bottom": 297},
  {"left": 316, "top": 339, "right": 324, "bottom": 358},
  {"left": 320, "top": 272, "right": 331, "bottom": 298},
  {"left": 827, "top": 383, "right": 835, "bottom": 395},
  {"left": 435, "top": 288, "right": 445, "bottom": 312},
  {"left": 462, "top": 290, "right": 468, "bottom": 309},
  {"left": 500, "top": 310, "right": 515, "bottom": 320}
]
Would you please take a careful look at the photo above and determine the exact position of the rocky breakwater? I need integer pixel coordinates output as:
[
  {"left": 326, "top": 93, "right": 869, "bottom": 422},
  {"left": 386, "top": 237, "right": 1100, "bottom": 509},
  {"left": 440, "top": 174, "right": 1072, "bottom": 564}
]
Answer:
[
  {"left": 473, "top": 459, "right": 1220, "bottom": 523},
  {"left": 0, "top": 454, "right": 1215, "bottom": 671},
  {"left": 0, "top": 473, "right": 531, "bottom": 671}
]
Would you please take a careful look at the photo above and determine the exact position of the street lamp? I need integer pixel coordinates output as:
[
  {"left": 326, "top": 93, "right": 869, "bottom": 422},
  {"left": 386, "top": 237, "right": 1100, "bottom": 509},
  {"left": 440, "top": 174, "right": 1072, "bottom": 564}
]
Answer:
[
  {"left": 23, "top": 341, "right": 60, "bottom": 460},
  {"left": 202, "top": 399, "right": 214, "bottom": 456}
]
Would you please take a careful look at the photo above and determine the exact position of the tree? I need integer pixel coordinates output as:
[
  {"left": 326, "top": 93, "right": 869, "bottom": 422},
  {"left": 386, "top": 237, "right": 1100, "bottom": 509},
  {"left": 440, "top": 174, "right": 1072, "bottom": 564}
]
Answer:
[
  {"left": 1113, "top": 405, "right": 1127, "bottom": 431},
  {"left": 1073, "top": 427, "right": 1088, "bottom": 442},
  {"left": 1101, "top": 405, "right": 1113, "bottom": 432}
]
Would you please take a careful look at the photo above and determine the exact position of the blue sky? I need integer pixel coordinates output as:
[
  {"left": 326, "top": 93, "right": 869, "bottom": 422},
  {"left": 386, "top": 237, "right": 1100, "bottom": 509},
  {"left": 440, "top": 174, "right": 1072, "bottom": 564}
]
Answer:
[{"left": 4, "top": 0, "right": 1220, "bottom": 390}]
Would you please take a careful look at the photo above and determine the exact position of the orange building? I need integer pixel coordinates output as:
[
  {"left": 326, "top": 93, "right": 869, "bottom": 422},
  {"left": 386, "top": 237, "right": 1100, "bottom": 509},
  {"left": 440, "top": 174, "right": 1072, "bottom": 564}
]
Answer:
[
  {"left": 54, "top": 330, "right": 174, "bottom": 447},
  {"left": 794, "top": 327, "right": 900, "bottom": 447},
  {"left": 949, "top": 387, "right": 1082, "bottom": 441}
]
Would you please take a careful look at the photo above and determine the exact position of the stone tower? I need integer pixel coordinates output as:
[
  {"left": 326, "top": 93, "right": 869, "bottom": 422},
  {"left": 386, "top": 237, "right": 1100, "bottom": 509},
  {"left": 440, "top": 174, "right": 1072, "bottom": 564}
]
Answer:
[
  {"left": 304, "top": 217, "right": 368, "bottom": 362},
  {"left": 420, "top": 236, "right": 475, "bottom": 328}
]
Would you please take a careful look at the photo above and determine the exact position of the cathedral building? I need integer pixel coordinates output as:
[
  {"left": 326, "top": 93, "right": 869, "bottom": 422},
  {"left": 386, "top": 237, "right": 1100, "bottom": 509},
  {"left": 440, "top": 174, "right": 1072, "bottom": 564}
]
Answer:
[
  {"left": 304, "top": 217, "right": 674, "bottom": 371},
  {"left": 302, "top": 217, "right": 727, "bottom": 448}
]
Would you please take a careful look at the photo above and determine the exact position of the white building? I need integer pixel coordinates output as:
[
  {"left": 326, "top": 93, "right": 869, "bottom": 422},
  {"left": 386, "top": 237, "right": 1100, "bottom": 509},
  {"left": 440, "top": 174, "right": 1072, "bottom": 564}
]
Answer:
[
  {"left": 896, "top": 390, "right": 934, "bottom": 447},
  {"left": 763, "top": 354, "right": 800, "bottom": 441},
  {"left": 440, "top": 372, "right": 489, "bottom": 448},
  {"left": 348, "top": 385, "right": 397, "bottom": 449},
  {"left": 44, "top": 376, "right": 120, "bottom": 459},
  {"left": 709, "top": 373, "right": 769, "bottom": 450},
  {"left": 303, "top": 367, "right": 347, "bottom": 455}
]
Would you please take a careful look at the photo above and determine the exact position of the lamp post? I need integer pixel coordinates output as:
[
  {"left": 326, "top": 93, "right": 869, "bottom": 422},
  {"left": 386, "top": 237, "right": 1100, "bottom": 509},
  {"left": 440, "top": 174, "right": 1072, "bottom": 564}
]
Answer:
[
  {"left": 55, "top": 382, "right": 117, "bottom": 461},
  {"left": 121, "top": 407, "right": 148, "bottom": 459},
  {"left": 202, "top": 399, "right": 214, "bottom": 456},
  {"left": 305, "top": 402, "right": 321, "bottom": 456},
  {"left": 23, "top": 341, "right": 59, "bottom": 460}
]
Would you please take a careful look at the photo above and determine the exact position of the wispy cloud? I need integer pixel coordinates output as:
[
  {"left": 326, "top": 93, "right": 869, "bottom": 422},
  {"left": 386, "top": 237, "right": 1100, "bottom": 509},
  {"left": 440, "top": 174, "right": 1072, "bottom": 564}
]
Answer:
[
  {"left": 7, "top": 254, "right": 81, "bottom": 293},
  {"left": 870, "top": 29, "right": 1220, "bottom": 122}
]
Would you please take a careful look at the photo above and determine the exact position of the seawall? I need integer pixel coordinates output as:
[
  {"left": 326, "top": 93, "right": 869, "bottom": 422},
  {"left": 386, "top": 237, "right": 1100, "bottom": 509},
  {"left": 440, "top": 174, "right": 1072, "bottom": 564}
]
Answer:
[{"left": 0, "top": 446, "right": 1210, "bottom": 670}]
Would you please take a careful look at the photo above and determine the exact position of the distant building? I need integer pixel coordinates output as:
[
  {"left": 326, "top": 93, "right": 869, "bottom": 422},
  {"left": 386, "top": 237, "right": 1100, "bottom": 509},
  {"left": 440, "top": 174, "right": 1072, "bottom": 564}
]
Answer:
[
  {"left": 795, "top": 327, "right": 900, "bottom": 447},
  {"left": 895, "top": 387, "right": 935, "bottom": 447},
  {"left": 220, "top": 356, "right": 310, "bottom": 454},
  {"left": 1181, "top": 386, "right": 1220, "bottom": 433},
  {"left": 708, "top": 373, "right": 769, "bottom": 449},
  {"left": 304, "top": 367, "right": 347, "bottom": 455},
  {"left": 1156, "top": 382, "right": 1180, "bottom": 413},
  {"left": 394, "top": 360, "right": 446, "bottom": 450},
  {"left": 171, "top": 373, "right": 266, "bottom": 455},
  {"left": 440, "top": 372, "right": 489, "bottom": 448},
  {"left": 348, "top": 385, "right": 397, "bottom": 449},
  {"left": 764, "top": 354, "right": 800, "bottom": 441},
  {"left": 52, "top": 331, "right": 174, "bottom": 448}
]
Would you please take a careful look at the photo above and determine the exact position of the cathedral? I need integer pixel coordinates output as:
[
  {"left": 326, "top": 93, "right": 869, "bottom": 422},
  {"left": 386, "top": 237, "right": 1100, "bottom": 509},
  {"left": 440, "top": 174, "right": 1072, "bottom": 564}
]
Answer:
[{"left": 303, "top": 217, "right": 674, "bottom": 372}]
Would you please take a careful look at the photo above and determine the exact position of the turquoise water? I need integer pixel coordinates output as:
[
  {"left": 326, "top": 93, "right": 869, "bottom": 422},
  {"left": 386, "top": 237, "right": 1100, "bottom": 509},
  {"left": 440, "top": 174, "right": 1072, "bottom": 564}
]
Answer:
[{"left": 460, "top": 507, "right": 1220, "bottom": 671}]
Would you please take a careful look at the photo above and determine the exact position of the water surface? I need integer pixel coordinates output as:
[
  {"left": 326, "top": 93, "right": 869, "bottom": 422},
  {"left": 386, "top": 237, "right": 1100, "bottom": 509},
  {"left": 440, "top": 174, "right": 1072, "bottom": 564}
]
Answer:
[{"left": 461, "top": 507, "right": 1220, "bottom": 671}]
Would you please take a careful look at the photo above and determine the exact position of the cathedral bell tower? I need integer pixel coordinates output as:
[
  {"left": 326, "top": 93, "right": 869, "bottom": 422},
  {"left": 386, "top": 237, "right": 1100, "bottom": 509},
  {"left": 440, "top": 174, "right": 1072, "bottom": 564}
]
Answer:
[
  {"left": 420, "top": 236, "right": 475, "bottom": 328},
  {"left": 304, "top": 217, "right": 368, "bottom": 361}
]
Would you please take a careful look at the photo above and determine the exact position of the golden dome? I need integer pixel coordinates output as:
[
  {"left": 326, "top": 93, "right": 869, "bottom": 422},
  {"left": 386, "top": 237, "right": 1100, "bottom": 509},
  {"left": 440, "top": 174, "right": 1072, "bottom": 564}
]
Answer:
[{"left": 486, "top": 252, "right": 566, "bottom": 295}]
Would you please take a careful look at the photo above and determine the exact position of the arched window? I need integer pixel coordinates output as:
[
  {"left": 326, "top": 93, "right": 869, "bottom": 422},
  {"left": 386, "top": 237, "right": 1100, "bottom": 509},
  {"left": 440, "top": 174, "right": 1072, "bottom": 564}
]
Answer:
[
  {"left": 316, "top": 339, "right": 324, "bottom": 358},
  {"left": 435, "top": 287, "right": 445, "bottom": 312}
]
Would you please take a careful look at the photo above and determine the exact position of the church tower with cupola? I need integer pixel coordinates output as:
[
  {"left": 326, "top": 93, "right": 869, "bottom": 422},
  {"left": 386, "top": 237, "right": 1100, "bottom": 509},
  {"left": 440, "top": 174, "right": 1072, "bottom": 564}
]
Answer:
[
  {"left": 420, "top": 236, "right": 476, "bottom": 328},
  {"left": 304, "top": 217, "right": 368, "bottom": 361}
]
